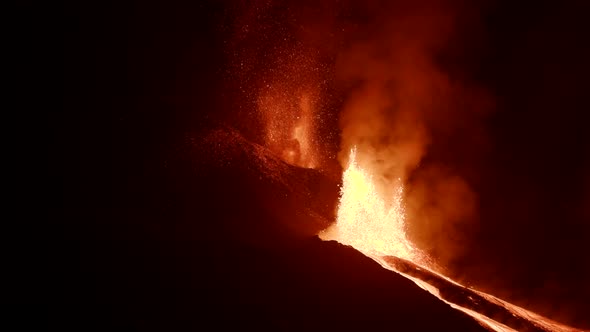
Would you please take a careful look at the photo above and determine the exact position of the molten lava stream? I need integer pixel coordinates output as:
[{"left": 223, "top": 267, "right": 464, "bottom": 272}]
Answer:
[{"left": 319, "top": 148, "right": 583, "bottom": 332}]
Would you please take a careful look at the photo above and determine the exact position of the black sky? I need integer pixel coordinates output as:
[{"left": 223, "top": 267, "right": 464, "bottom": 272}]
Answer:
[{"left": 57, "top": 0, "right": 590, "bottom": 330}]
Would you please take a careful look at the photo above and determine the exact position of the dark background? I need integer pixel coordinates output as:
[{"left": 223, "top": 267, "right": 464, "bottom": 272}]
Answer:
[{"left": 57, "top": 0, "right": 589, "bottom": 330}]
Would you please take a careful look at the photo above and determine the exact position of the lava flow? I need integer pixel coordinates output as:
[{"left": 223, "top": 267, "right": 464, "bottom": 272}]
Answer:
[{"left": 320, "top": 148, "right": 583, "bottom": 332}]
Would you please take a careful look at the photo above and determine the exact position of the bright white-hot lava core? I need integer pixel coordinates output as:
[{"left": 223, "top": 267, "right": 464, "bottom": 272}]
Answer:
[{"left": 319, "top": 147, "right": 420, "bottom": 263}]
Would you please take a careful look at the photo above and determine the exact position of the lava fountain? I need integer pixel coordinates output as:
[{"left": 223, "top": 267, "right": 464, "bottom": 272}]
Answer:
[
  {"left": 319, "top": 148, "right": 583, "bottom": 332},
  {"left": 319, "top": 147, "right": 421, "bottom": 263}
]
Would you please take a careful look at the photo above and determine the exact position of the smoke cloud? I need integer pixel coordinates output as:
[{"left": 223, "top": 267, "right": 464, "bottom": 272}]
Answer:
[{"left": 334, "top": 1, "right": 490, "bottom": 265}]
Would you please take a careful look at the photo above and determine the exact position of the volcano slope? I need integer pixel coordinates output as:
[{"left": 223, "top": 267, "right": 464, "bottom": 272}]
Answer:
[{"left": 59, "top": 127, "right": 489, "bottom": 331}]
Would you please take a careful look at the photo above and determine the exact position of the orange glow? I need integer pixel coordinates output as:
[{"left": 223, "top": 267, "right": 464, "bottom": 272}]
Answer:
[{"left": 258, "top": 87, "right": 319, "bottom": 169}]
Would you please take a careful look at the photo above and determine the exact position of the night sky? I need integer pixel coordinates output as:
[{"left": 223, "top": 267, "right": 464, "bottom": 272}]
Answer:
[{"left": 57, "top": 1, "right": 589, "bottom": 330}]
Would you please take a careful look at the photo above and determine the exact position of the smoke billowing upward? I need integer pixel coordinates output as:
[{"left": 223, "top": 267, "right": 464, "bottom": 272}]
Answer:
[{"left": 333, "top": 0, "right": 491, "bottom": 266}]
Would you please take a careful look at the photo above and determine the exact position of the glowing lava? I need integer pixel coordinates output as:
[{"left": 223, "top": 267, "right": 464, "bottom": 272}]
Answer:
[
  {"left": 319, "top": 147, "right": 420, "bottom": 262},
  {"left": 319, "top": 147, "right": 582, "bottom": 332}
]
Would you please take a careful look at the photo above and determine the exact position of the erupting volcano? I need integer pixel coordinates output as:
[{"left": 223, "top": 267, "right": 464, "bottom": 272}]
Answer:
[{"left": 61, "top": 0, "right": 590, "bottom": 331}]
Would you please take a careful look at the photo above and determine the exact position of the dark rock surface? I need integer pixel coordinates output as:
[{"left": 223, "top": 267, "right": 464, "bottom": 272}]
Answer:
[{"left": 55, "top": 128, "right": 487, "bottom": 331}]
